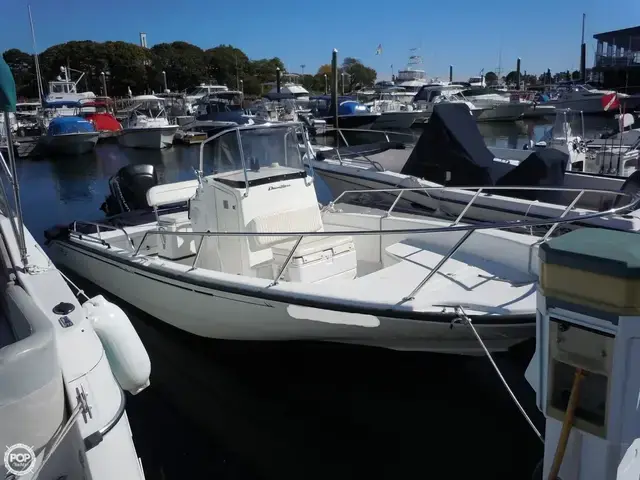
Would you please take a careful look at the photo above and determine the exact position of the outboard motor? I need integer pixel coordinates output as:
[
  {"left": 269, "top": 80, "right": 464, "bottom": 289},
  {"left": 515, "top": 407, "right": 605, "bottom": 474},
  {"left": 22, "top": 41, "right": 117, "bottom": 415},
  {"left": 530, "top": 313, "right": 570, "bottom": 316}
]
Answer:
[{"left": 100, "top": 164, "right": 159, "bottom": 216}]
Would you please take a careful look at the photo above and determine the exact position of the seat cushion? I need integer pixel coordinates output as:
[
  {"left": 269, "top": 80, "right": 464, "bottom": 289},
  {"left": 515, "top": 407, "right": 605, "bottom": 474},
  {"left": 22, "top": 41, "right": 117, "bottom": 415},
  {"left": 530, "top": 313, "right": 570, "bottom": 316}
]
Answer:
[{"left": 158, "top": 211, "right": 190, "bottom": 226}]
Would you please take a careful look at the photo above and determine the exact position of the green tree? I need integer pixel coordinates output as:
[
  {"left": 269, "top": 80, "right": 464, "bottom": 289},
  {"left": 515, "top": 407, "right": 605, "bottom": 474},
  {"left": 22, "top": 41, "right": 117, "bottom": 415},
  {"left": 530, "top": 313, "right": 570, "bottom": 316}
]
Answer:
[
  {"left": 484, "top": 71, "right": 498, "bottom": 85},
  {"left": 151, "top": 41, "right": 206, "bottom": 92},
  {"left": 2, "top": 49, "right": 36, "bottom": 98},
  {"left": 341, "top": 57, "right": 376, "bottom": 91},
  {"left": 505, "top": 70, "right": 518, "bottom": 85},
  {"left": 204, "top": 45, "right": 249, "bottom": 90}
]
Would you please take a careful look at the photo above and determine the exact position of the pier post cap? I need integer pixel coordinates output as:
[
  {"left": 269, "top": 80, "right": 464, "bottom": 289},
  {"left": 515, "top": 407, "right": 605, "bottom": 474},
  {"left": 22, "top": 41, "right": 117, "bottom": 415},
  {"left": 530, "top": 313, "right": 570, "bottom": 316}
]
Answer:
[{"left": 333, "top": 48, "right": 338, "bottom": 53}]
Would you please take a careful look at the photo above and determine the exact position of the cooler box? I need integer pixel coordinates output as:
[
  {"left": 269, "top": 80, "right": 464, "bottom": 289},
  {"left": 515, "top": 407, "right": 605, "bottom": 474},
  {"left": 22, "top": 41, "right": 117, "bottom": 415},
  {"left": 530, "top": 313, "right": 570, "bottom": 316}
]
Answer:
[
  {"left": 157, "top": 212, "right": 198, "bottom": 260},
  {"left": 271, "top": 235, "right": 357, "bottom": 283}
]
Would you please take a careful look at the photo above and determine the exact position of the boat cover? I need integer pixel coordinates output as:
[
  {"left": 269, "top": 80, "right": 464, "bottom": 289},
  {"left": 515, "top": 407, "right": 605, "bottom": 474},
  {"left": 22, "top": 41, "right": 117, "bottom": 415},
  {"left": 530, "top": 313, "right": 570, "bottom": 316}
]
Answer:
[
  {"left": 48, "top": 116, "right": 96, "bottom": 135},
  {"left": 399, "top": 103, "right": 569, "bottom": 200},
  {"left": 400, "top": 103, "right": 497, "bottom": 185}
]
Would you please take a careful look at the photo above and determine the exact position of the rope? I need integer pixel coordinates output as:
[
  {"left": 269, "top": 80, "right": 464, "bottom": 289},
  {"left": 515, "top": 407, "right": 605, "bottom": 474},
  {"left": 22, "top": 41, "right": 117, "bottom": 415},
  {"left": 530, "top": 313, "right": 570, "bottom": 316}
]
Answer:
[
  {"left": 453, "top": 306, "right": 545, "bottom": 443},
  {"left": 547, "top": 368, "right": 585, "bottom": 480}
]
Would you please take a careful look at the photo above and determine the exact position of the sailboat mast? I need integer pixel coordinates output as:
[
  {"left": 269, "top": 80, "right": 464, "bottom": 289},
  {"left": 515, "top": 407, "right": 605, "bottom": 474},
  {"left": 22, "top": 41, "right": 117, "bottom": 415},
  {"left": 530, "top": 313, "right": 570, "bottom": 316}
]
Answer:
[{"left": 27, "top": 5, "right": 44, "bottom": 104}]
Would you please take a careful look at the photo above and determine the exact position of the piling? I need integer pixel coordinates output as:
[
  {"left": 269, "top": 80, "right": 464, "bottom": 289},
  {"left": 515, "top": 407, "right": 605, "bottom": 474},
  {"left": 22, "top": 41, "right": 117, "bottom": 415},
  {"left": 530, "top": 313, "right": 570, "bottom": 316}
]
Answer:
[
  {"left": 331, "top": 48, "right": 339, "bottom": 145},
  {"left": 449, "top": 65, "right": 453, "bottom": 83},
  {"left": 516, "top": 58, "right": 521, "bottom": 89},
  {"left": 276, "top": 68, "right": 281, "bottom": 93}
]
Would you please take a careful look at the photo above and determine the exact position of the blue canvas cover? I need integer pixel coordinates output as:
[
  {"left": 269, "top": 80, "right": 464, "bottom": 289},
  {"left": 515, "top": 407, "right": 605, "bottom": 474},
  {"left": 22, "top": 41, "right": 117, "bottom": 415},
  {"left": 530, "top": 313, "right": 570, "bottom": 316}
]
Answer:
[{"left": 48, "top": 116, "right": 96, "bottom": 135}]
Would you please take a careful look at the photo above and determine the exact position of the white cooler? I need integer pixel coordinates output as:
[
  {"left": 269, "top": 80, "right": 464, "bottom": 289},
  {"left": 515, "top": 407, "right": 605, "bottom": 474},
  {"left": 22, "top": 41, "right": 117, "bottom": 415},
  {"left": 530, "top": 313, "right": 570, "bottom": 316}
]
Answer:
[
  {"left": 157, "top": 212, "right": 198, "bottom": 260},
  {"left": 271, "top": 235, "right": 357, "bottom": 283}
]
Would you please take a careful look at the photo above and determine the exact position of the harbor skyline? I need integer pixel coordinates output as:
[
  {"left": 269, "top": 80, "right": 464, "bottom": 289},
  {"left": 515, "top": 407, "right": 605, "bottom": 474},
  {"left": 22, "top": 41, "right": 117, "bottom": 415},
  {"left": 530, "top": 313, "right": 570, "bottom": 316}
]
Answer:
[{"left": 1, "top": 0, "right": 638, "bottom": 80}]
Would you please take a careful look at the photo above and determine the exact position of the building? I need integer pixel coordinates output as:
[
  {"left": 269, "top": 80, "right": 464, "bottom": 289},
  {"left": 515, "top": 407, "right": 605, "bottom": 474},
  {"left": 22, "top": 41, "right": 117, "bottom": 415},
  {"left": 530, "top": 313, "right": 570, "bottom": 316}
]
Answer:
[
  {"left": 139, "top": 32, "right": 148, "bottom": 49},
  {"left": 593, "top": 26, "right": 640, "bottom": 92}
]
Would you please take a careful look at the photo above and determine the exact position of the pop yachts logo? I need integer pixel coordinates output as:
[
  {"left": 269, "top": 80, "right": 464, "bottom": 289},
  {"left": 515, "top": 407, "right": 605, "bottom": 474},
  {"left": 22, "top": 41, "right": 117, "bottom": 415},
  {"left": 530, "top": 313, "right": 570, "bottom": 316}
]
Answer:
[
  {"left": 268, "top": 184, "right": 291, "bottom": 191},
  {"left": 4, "top": 443, "right": 36, "bottom": 476}
]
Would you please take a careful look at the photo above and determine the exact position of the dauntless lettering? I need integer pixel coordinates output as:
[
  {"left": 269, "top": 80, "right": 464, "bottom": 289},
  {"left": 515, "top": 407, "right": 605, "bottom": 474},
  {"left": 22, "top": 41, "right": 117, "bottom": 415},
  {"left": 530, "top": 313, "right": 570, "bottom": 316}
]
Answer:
[{"left": 268, "top": 184, "right": 291, "bottom": 191}]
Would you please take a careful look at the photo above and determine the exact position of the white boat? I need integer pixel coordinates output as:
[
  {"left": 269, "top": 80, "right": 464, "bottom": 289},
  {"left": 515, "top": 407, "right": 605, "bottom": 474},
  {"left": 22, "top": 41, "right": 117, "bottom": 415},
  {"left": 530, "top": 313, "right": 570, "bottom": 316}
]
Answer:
[
  {"left": 309, "top": 103, "right": 640, "bottom": 232},
  {"left": 185, "top": 83, "right": 229, "bottom": 114},
  {"left": 459, "top": 87, "right": 529, "bottom": 121},
  {"left": 118, "top": 95, "right": 178, "bottom": 149},
  {"left": 0, "top": 59, "right": 151, "bottom": 479},
  {"left": 44, "top": 66, "right": 96, "bottom": 116},
  {"left": 413, "top": 84, "right": 485, "bottom": 118},
  {"left": 549, "top": 83, "right": 630, "bottom": 114},
  {"left": 40, "top": 122, "right": 585, "bottom": 355},
  {"left": 366, "top": 93, "right": 428, "bottom": 129}
]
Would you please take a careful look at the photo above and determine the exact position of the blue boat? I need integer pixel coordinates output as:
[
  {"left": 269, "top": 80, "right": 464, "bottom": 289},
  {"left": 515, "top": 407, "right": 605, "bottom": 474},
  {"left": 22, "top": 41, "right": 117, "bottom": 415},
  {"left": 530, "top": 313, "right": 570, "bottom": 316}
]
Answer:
[
  {"left": 309, "top": 95, "right": 381, "bottom": 129},
  {"left": 40, "top": 116, "right": 99, "bottom": 155}
]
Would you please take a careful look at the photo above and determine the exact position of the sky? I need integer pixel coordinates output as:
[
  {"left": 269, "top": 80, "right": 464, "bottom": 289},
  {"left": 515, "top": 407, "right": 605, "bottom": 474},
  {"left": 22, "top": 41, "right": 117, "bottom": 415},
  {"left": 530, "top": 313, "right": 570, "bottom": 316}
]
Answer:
[{"left": 1, "top": 0, "right": 639, "bottom": 81}]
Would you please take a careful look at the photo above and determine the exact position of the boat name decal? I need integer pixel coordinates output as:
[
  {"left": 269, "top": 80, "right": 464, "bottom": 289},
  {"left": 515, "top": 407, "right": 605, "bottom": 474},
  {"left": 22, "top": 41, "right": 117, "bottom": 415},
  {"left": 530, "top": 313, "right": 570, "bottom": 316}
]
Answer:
[{"left": 269, "top": 184, "right": 290, "bottom": 191}]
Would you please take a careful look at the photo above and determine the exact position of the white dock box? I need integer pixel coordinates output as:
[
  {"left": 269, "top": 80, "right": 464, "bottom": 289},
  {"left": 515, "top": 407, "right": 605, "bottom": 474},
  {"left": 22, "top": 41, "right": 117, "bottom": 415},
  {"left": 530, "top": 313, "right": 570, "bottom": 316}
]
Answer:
[
  {"left": 157, "top": 212, "right": 198, "bottom": 260},
  {"left": 271, "top": 235, "right": 357, "bottom": 284}
]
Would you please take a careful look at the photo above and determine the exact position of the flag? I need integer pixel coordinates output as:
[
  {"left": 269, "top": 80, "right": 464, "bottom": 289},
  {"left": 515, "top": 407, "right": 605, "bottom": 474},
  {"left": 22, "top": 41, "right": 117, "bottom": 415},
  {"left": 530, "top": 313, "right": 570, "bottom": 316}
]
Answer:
[
  {"left": 601, "top": 92, "right": 619, "bottom": 111},
  {"left": 376, "top": 44, "right": 382, "bottom": 55}
]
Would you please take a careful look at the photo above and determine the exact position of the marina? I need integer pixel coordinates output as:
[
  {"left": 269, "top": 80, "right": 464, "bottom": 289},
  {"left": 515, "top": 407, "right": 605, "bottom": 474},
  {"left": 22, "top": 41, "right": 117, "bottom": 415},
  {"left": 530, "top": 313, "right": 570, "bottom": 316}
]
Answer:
[{"left": 3, "top": 5, "right": 640, "bottom": 479}]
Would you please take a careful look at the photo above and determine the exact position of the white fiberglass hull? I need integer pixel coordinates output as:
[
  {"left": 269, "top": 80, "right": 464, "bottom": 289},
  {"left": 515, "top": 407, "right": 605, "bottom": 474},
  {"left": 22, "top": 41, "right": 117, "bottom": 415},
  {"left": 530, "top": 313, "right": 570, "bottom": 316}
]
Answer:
[
  {"left": 370, "top": 111, "right": 428, "bottom": 130},
  {"left": 312, "top": 161, "right": 640, "bottom": 232},
  {"left": 475, "top": 103, "right": 527, "bottom": 122},
  {"left": 0, "top": 220, "right": 146, "bottom": 480},
  {"left": 117, "top": 126, "right": 178, "bottom": 149},
  {"left": 41, "top": 132, "right": 99, "bottom": 155},
  {"left": 48, "top": 237, "right": 534, "bottom": 355}
]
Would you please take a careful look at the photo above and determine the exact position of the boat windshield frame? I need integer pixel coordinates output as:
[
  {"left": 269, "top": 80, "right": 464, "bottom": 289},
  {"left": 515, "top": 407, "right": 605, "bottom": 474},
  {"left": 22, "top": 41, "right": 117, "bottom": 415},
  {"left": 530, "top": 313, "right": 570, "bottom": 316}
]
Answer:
[{"left": 198, "top": 122, "right": 313, "bottom": 196}]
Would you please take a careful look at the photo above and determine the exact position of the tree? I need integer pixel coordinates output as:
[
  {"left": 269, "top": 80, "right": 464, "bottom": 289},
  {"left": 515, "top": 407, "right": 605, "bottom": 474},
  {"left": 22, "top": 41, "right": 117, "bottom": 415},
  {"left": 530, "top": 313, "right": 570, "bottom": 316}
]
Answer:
[
  {"left": 204, "top": 45, "right": 249, "bottom": 90},
  {"left": 571, "top": 70, "right": 581, "bottom": 80},
  {"left": 340, "top": 57, "right": 376, "bottom": 91},
  {"left": 317, "top": 64, "right": 331, "bottom": 75},
  {"left": 2, "top": 49, "right": 36, "bottom": 98},
  {"left": 151, "top": 42, "right": 206, "bottom": 92},
  {"left": 484, "top": 71, "right": 498, "bottom": 85},
  {"left": 505, "top": 70, "right": 518, "bottom": 85}
]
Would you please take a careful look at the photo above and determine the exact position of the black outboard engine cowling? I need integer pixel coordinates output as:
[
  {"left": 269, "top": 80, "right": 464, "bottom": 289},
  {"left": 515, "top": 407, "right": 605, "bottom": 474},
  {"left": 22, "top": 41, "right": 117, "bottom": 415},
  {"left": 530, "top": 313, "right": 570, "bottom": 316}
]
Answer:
[{"left": 100, "top": 164, "right": 159, "bottom": 216}]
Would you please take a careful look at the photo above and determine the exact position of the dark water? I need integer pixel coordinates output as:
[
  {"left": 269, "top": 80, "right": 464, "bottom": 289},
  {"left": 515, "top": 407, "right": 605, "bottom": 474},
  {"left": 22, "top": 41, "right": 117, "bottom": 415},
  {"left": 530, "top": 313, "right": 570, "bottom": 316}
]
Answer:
[{"left": 18, "top": 118, "right": 615, "bottom": 479}]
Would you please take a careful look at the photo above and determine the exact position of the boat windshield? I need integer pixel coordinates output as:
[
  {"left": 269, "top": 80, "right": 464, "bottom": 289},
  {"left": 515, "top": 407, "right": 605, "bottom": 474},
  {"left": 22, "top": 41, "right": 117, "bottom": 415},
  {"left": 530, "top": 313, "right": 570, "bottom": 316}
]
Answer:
[{"left": 202, "top": 125, "right": 307, "bottom": 184}]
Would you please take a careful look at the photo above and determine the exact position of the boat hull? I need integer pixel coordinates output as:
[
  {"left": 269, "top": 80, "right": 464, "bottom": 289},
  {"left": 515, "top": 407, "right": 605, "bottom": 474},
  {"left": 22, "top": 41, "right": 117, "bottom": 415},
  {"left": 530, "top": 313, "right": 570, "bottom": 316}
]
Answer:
[
  {"left": 117, "top": 126, "right": 178, "bottom": 149},
  {"left": 41, "top": 132, "right": 99, "bottom": 155},
  {"left": 475, "top": 103, "right": 527, "bottom": 122},
  {"left": 371, "top": 111, "right": 427, "bottom": 130},
  {"left": 523, "top": 104, "right": 556, "bottom": 119},
  {"left": 312, "top": 162, "right": 639, "bottom": 232},
  {"left": 48, "top": 239, "right": 534, "bottom": 355}
]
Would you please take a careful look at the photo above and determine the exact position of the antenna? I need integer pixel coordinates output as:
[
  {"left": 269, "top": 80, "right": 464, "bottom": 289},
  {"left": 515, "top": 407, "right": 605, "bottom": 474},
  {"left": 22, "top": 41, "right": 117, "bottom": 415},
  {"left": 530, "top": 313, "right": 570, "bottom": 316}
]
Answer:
[{"left": 27, "top": 5, "right": 44, "bottom": 103}]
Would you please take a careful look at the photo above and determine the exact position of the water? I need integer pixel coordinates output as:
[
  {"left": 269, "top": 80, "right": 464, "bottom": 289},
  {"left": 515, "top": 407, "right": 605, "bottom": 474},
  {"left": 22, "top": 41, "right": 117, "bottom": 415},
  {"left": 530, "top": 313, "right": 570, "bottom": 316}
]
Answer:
[{"left": 16, "top": 118, "right": 612, "bottom": 479}]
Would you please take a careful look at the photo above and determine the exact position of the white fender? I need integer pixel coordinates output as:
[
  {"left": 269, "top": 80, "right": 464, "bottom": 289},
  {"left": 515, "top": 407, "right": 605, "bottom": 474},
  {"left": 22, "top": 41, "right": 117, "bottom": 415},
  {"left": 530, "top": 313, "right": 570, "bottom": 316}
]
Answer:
[{"left": 83, "top": 295, "right": 151, "bottom": 395}]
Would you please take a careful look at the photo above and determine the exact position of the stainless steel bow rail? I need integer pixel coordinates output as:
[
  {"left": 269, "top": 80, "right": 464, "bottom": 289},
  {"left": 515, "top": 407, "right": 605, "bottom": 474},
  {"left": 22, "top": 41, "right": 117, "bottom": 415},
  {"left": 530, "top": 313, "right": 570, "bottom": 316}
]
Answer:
[
  {"left": 68, "top": 184, "right": 640, "bottom": 295},
  {"left": 329, "top": 184, "right": 636, "bottom": 227}
]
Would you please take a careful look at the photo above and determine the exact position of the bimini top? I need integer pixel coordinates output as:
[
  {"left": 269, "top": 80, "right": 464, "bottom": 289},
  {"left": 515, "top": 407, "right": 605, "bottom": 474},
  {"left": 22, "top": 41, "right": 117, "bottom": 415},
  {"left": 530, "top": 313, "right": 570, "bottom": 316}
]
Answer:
[{"left": 48, "top": 116, "right": 96, "bottom": 135}]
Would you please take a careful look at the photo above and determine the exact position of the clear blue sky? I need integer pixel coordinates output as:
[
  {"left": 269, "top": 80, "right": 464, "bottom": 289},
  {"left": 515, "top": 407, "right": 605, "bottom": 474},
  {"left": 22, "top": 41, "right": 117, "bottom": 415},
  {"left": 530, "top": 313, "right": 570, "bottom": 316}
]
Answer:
[{"left": 1, "top": 0, "right": 639, "bottom": 80}]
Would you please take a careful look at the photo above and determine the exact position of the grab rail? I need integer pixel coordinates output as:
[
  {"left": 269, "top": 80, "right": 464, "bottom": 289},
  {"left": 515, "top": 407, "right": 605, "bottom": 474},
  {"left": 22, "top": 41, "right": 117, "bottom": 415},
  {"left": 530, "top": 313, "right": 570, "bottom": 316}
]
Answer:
[
  {"left": 329, "top": 184, "right": 638, "bottom": 220},
  {"left": 66, "top": 186, "right": 640, "bottom": 302},
  {"left": 66, "top": 182, "right": 640, "bottom": 302},
  {"left": 72, "top": 220, "right": 135, "bottom": 249}
]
